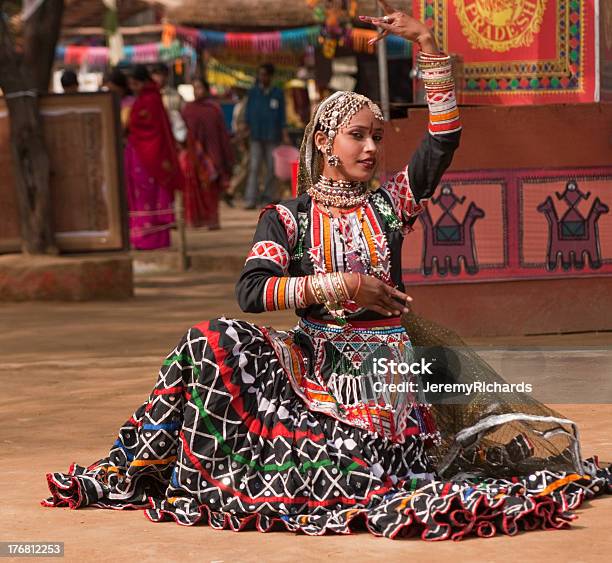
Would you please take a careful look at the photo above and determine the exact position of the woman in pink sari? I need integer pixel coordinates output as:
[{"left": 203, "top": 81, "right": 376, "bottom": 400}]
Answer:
[
  {"left": 124, "top": 65, "right": 183, "bottom": 250},
  {"left": 181, "top": 79, "right": 234, "bottom": 230}
]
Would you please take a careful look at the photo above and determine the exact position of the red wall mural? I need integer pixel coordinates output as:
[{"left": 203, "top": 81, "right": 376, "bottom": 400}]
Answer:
[{"left": 402, "top": 167, "right": 612, "bottom": 284}]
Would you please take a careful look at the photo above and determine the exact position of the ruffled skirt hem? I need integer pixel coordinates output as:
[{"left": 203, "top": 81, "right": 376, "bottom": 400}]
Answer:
[{"left": 43, "top": 459, "right": 611, "bottom": 541}]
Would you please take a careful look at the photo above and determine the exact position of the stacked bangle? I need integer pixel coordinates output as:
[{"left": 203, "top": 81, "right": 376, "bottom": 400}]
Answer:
[
  {"left": 309, "top": 275, "right": 326, "bottom": 305},
  {"left": 417, "top": 51, "right": 461, "bottom": 136},
  {"left": 418, "top": 52, "right": 454, "bottom": 92},
  {"left": 262, "top": 276, "right": 309, "bottom": 311},
  {"left": 308, "top": 272, "right": 353, "bottom": 324}
]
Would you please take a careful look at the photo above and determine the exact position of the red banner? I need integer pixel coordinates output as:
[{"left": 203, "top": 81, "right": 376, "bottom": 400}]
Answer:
[
  {"left": 601, "top": 0, "right": 612, "bottom": 101},
  {"left": 418, "top": 0, "right": 598, "bottom": 104}
]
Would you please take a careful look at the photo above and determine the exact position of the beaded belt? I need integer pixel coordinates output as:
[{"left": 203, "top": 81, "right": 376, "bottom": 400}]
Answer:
[
  {"left": 263, "top": 318, "right": 439, "bottom": 443},
  {"left": 301, "top": 315, "right": 404, "bottom": 333},
  {"left": 295, "top": 315, "right": 439, "bottom": 443},
  {"left": 298, "top": 315, "right": 415, "bottom": 404}
]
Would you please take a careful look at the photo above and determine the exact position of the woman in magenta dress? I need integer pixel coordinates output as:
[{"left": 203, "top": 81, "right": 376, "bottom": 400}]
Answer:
[{"left": 124, "top": 65, "right": 183, "bottom": 250}]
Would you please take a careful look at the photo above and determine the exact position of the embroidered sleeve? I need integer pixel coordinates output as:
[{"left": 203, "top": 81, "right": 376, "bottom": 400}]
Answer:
[
  {"left": 273, "top": 204, "right": 298, "bottom": 248},
  {"left": 236, "top": 207, "right": 307, "bottom": 313},
  {"left": 246, "top": 241, "right": 290, "bottom": 271},
  {"left": 379, "top": 168, "right": 427, "bottom": 224},
  {"left": 380, "top": 52, "right": 461, "bottom": 225}
]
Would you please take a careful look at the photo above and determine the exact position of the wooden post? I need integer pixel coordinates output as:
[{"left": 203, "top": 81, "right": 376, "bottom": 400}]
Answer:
[
  {"left": 174, "top": 190, "right": 189, "bottom": 272},
  {"left": 376, "top": 4, "right": 391, "bottom": 120}
]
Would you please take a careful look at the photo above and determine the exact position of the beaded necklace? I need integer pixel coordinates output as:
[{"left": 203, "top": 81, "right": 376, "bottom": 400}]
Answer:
[
  {"left": 317, "top": 201, "right": 387, "bottom": 280},
  {"left": 308, "top": 176, "right": 368, "bottom": 208}
]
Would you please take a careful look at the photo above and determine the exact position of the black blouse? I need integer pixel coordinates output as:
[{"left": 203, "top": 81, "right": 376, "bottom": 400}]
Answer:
[{"left": 235, "top": 129, "right": 461, "bottom": 322}]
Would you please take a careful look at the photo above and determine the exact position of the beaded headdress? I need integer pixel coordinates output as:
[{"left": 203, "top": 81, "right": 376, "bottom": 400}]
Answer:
[{"left": 298, "top": 91, "right": 384, "bottom": 194}]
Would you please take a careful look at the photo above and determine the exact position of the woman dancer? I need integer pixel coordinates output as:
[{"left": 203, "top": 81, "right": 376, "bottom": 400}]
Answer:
[{"left": 44, "top": 4, "right": 610, "bottom": 540}]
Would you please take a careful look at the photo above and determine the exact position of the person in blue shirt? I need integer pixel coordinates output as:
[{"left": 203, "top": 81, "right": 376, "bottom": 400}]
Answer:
[{"left": 244, "top": 63, "right": 291, "bottom": 209}]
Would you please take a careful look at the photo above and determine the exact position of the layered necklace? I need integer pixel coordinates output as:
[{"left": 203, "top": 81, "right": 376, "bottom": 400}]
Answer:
[
  {"left": 307, "top": 176, "right": 388, "bottom": 281},
  {"left": 307, "top": 176, "right": 369, "bottom": 208}
]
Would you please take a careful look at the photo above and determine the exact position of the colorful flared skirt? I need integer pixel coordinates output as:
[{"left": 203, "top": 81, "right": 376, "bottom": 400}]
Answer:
[{"left": 43, "top": 318, "right": 611, "bottom": 540}]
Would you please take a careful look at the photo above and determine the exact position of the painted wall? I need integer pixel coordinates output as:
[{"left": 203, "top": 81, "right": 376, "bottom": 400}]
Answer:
[{"left": 384, "top": 103, "right": 612, "bottom": 335}]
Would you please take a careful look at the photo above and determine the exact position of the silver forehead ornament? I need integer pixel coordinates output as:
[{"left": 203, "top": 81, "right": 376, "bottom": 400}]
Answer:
[{"left": 317, "top": 92, "right": 384, "bottom": 167}]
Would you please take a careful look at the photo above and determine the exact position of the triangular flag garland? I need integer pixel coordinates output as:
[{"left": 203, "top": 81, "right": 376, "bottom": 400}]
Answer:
[
  {"left": 174, "top": 25, "right": 411, "bottom": 57},
  {"left": 56, "top": 24, "right": 411, "bottom": 68},
  {"left": 56, "top": 40, "right": 196, "bottom": 68}
]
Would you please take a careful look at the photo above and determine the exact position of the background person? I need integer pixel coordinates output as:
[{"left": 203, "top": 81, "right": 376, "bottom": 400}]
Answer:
[
  {"left": 60, "top": 70, "right": 79, "bottom": 93},
  {"left": 102, "top": 67, "right": 134, "bottom": 129},
  {"left": 124, "top": 65, "right": 182, "bottom": 250},
  {"left": 224, "top": 86, "right": 250, "bottom": 207},
  {"left": 151, "top": 62, "right": 187, "bottom": 144},
  {"left": 243, "top": 63, "right": 291, "bottom": 209},
  {"left": 181, "top": 78, "right": 234, "bottom": 230}
]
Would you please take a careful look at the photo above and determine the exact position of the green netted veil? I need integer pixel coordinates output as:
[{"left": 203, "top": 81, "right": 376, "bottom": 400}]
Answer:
[{"left": 401, "top": 311, "right": 584, "bottom": 478}]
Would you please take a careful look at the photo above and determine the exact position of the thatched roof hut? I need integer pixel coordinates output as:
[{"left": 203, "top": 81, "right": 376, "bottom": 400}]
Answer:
[
  {"left": 157, "top": 0, "right": 412, "bottom": 28},
  {"left": 59, "top": 1, "right": 413, "bottom": 32},
  {"left": 62, "top": 0, "right": 156, "bottom": 28}
]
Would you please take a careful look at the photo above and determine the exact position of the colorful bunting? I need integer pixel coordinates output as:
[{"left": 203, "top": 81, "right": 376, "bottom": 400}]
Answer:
[
  {"left": 173, "top": 25, "right": 411, "bottom": 57},
  {"left": 56, "top": 25, "right": 412, "bottom": 69},
  {"left": 56, "top": 40, "right": 196, "bottom": 68}
]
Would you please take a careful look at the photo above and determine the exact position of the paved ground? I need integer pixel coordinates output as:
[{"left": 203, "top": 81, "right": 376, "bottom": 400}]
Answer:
[{"left": 1, "top": 206, "right": 611, "bottom": 562}]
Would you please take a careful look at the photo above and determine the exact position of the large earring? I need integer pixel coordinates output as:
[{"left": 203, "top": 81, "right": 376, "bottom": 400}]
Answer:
[
  {"left": 327, "top": 154, "right": 340, "bottom": 167},
  {"left": 325, "top": 145, "right": 340, "bottom": 167}
]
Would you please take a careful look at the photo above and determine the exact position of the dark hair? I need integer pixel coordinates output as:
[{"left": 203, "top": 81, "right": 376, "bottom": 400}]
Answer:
[
  {"left": 193, "top": 77, "right": 210, "bottom": 92},
  {"left": 105, "top": 67, "right": 129, "bottom": 91},
  {"left": 151, "top": 62, "right": 169, "bottom": 76},
  {"left": 130, "top": 64, "right": 151, "bottom": 83},
  {"left": 259, "top": 63, "right": 275, "bottom": 76},
  {"left": 60, "top": 70, "right": 78, "bottom": 88}
]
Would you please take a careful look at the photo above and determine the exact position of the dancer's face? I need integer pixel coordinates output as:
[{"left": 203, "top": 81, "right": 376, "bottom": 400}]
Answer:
[{"left": 315, "top": 106, "right": 384, "bottom": 184}]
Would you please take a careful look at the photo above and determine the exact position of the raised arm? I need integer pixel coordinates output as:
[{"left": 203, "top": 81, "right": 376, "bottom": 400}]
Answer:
[
  {"left": 406, "top": 51, "right": 461, "bottom": 198},
  {"left": 361, "top": 2, "right": 462, "bottom": 222},
  {"left": 380, "top": 52, "right": 461, "bottom": 223}
]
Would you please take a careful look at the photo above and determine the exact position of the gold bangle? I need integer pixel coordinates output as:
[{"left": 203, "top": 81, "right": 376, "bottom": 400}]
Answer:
[
  {"left": 310, "top": 275, "right": 326, "bottom": 304},
  {"left": 332, "top": 272, "right": 343, "bottom": 301},
  {"left": 335, "top": 272, "right": 351, "bottom": 302},
  {"left": 326, "top": 273, "right": 342, "bottom": 303}
]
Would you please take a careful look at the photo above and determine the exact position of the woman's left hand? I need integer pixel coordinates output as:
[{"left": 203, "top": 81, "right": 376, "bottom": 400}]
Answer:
[{"left": 359, "top": 0, "right": 437, "bottom": 50}]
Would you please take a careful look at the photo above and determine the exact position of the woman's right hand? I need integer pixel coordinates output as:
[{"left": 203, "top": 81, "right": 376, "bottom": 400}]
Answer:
[
  {"left": 344, "top": 273, "right": 412, "bottom": 317},
  {"left": 359, "top": 0, "right": 436, "bottom": 49}
]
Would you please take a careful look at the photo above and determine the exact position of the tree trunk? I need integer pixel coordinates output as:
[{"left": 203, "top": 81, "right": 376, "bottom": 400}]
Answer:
[
  {"left": 0, "top": 0, "right": 64, "bottom": 254},
  {"left": 5, "top": 93, "right": 55, "bottom": 254},
  {"left": 23, "top": 0, "right": 65, "bottom": 93}
]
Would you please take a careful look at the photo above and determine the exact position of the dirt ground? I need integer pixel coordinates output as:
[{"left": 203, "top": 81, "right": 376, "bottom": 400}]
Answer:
[{"left": 1, "top": 256, "right": 611, "bottom": 561}]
